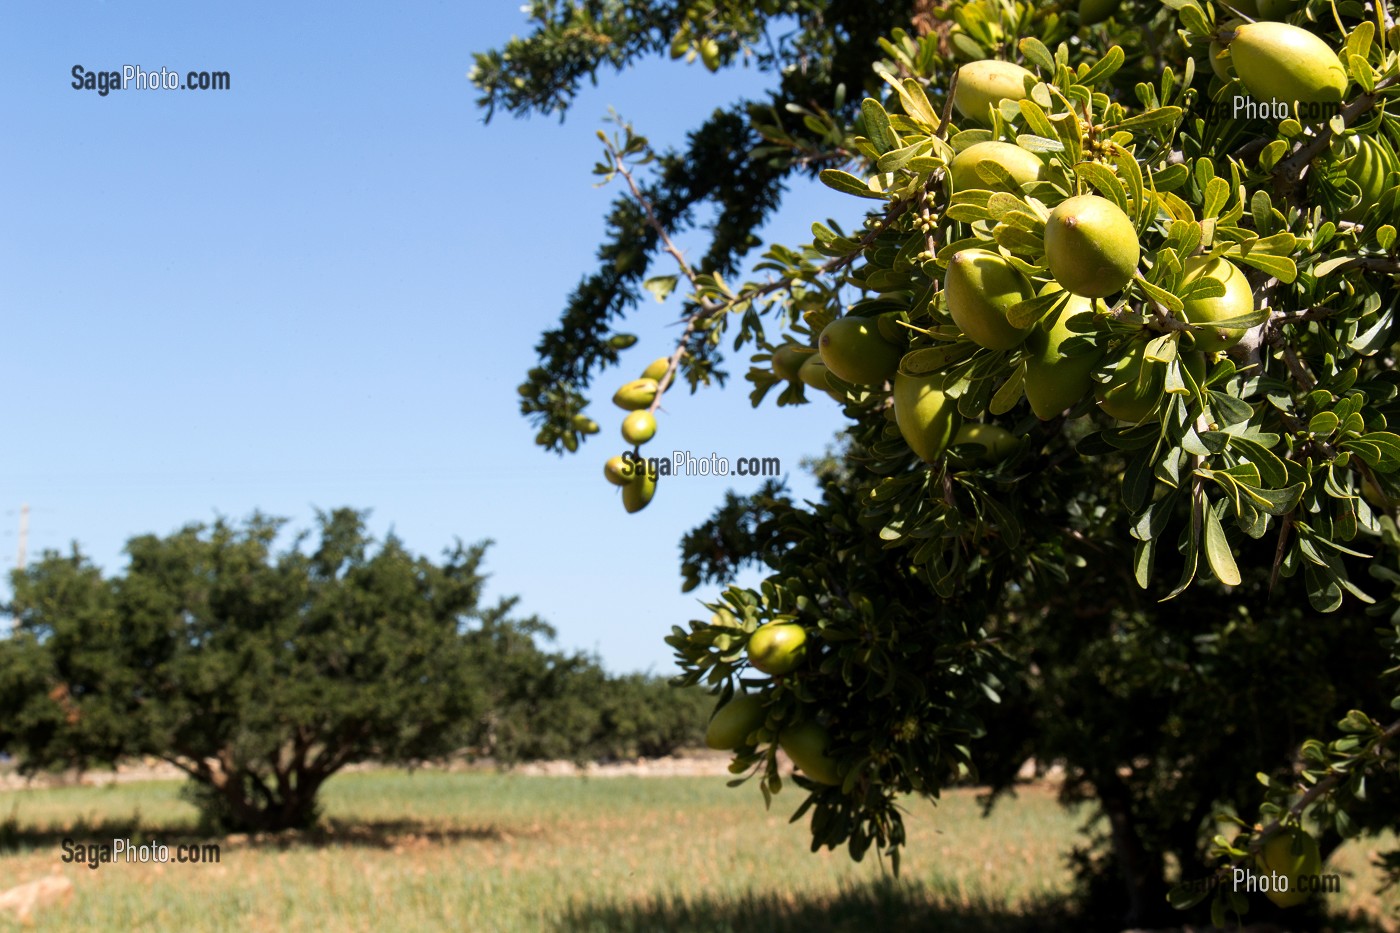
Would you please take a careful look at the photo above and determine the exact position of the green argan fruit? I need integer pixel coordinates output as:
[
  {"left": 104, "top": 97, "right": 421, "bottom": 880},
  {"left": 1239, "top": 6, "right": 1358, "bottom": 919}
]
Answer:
[
  {"left": 747, "top": 623, "right": 808, "bottom": 675},
  {"left": 949, "top": 141, "right": 1046, "bottom": 193},
  {"left": 1097, "top": 341, "right": 1206, "bottom": 423},
  {"left": 613, "top": 378, "right": 659, "bottom": 410},
  {"left": 772, "top": 344, "right": 817, "bottom": 381},
  {"left": 641, "top": 357, "right": 670, "bottom": 381},
  {"left": 1045, "top": 195, "right": 1140, "bottom": 298},
  {"left": 1180, "top": 256, "right": 1253, "bottom": 352},
  {"left": 1025, "top": 293, "right": 1106, "bottom": 420},
  {"left": 622, "top": 470, "right": 656, "bottom": 513},
  {"left": 621, "top": 410, "right": 657, "bottom": 445},
  {"left": 1209, "top": 18, "right": 1247, "bottom": 83},
  {"left": 572, "top": 414, "right": 600, "bottom": 434},
  {"left": 818, "top": 317, "right": 902, "bottom": 385},
  {"left": 779, "top": 720, "right": 842, "bottom": 786},
  {"left": 953, "top": 60, "right": 1036, "bottom": 124},
  {"left": 798, "top": 354, "right": 846, "bottom": 401},
  {"left": 951, "top": 423, "right": 1021, "bottom": 462},
  {"left": 1337, "top": 135, "right": 1400, "bottom": 223},
  {"left": 1362, "top": 474, "right": 1400, "bottom": 510},
  {"left": 705, "top": 693, "right": 766, "bottom": 750},
  {"left": 893, "top": 372, "right": 962, "bottom": 462},
  {"left": 604, "top": 455, "right": 631, "bottom": 487},
  {"left": 1230, "top": 22, "right": 1347, "bottom": 105},
  {"left": 1078, "top": 0, "right": 1119, "bottom": 26},
  {"left": 944, "top": 248, "right": 1035, "bottom": 350},
  {"left": 1255, "top": 827, "right": 1322, "bottom": 909}
]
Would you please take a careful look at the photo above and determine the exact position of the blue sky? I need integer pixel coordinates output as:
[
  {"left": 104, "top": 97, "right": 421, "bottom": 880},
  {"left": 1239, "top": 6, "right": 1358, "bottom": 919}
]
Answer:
[{"left": 0, "top": 1, "right": 857, "bottom": 673}]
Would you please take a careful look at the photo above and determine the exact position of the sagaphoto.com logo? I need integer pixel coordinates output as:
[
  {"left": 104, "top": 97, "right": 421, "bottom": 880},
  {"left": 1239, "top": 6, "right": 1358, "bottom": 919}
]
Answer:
[
  {"left": 71, "top": 64, "right": 231, "bottom": 97},
  {"left": 618, "top": 450, "right": 781, "bottom": 482}
]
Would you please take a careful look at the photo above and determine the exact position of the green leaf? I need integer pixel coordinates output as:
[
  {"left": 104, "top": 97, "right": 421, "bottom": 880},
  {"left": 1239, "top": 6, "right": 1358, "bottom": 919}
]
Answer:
[
  {"left": 1135, "top": 274, "right": 1184, "bottom": 313},
  {"left": 1006, "top": 291, "right": 1064, "bottom": 329},
  {"left": 898, "top": 78, "right": 940, "bottom": 127},
  {"left": 1112, "top": 107, "right": 1182, "bottom": 133},
  {"left": 860, "top": 98, "right": 898, "bottom": 154},
  {"left": 1241, "top": 483, "right": 1305, "bottom": 516},
  {"left": 901, "top": 345, "right": 975, "bottom": 376},
  {"left": 819, "top": 169, "right": 885, "bottom": 199},
  {"left": 1077, "top": 162, "right": 1128, "bottom": 213},
  {"left": 1018, "top": 37, "right": 1054, "bottom": 73},
  {"left": 1230, "top": 248, "right": 1297, "bottom": 283},
  {"left": 1077, "top": 46, "right": 1125, "bottom": 88},
  {"left": 1230, "top": 437, "right": 1288, "bottom": 487},
  {"left": 643, "top": 275, "right": 679, "bottom": 303},
  {"left": 1202, "top": 177, "right": 1230, "bottom": 220},
  {"left": 1205, "top": 500, "right": 1241, "bottom": 586},
  {"left": 1123, "top": 446, "right": 1158, "bottom": 511}
]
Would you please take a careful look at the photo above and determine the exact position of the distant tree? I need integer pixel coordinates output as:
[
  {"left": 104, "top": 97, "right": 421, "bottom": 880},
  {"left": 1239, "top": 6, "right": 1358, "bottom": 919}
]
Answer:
[{"left": 2, "top": 510, "right": 539, "bottom": 832}]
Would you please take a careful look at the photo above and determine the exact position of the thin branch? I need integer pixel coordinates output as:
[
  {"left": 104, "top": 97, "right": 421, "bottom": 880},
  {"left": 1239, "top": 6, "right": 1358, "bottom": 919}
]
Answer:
[
  {"left": 1273, "top": 75, "right": 1400, "bottom": 204},
  {"left": 602, "top": 132, "right": 910, "bottom": 413}
]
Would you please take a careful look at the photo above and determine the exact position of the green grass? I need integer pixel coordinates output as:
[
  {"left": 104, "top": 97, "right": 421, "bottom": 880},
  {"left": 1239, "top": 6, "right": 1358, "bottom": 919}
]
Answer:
[{"left": 0, "top": 771, "right": 1395, "bottom": 931}]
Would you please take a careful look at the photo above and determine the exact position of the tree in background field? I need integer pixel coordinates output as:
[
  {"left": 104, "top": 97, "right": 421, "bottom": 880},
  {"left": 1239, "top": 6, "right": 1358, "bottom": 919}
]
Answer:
[
  {"left": 480, "top": 0, "right": 1400, "bottom": 927},
  {"left": 0, "top": 509, "right": 705, "bottom": 832}
]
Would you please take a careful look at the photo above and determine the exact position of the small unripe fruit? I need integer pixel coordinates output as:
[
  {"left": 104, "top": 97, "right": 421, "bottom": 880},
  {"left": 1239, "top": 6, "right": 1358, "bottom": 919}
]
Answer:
[
  {"left": 1255, "top": 827, "right": 1322, "bottom": 909},
  {"left": 641, "top": 357, "right": 670, "bottom": 381},
  {"left": 747, "top": 622, "right": 808, "bottom": 675},
  {"left": 1097, "top": 341, "right": 1205, "bottom": 423},
  {"left": 953, "top": 60, "right": 1036, "bottom": 124},
  {"left": 1045, "top": 195, "right": 1140, "bottom": 298},
  {"left": 798, "top": 355, "right": 845, "bottom": 400},
  {"left": 705, "top": 693, "right": 766, "bottom": 750},
  {"left": 613, "top": 378, "right": 659, "bottom": 410},
  {"left": 572, "top": 414, "right": 600, "bottom": 434},
  {"left": 1336, "top": 135, "right": 1400, "bottom": 223},
  {"left": 1180, "top": 257, "right": 1253, "bottom": 352},
  {"left": 621, "top": 410, "right": 657, "bottom": 445},
  {"left": 893, "top": 372, "right": 962, "bottom": 462},
  {"left": 622, "top": 470, "right": 656, "bottom": 513},
  {"left": 604, "top": 456, "right": 631, "bottom": 487},
  {"left": 1024, "top": 293, "right": 1105, "bottom": 420},
  {"left": 772, "top": 344, "right": 816, "bottom": 382},
  {"left": 1229, "top": 22, "right": 1347, "bottom": 106},
  {"left": 1209, "top": 19, "right": 1247, "bottom": 83},
  {"left": 779, "top": 720, "right": 841, "bottom": 786},
  {"left": 945, "top": 248, "right": 1035, "bottom": 350},
  {"left": 951, "top": 423, "right": 1021, "bottom": 462},
  {"left": 818, "top": 317, "right": 902, "bottom": 385},
  {"left": 949, "top": 141, "right": 1045, "bottom": 193}
]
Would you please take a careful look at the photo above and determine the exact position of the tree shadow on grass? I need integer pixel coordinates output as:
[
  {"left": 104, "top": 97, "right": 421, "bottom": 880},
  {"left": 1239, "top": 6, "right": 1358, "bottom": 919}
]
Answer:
[
  {"left": 554, "top": 879, "right": 1082, "bottom": 933},
  {"left": 556, "top": 886, "right": 1397, "bottom": 933},
  {"left": 0, "top": 814, "right": 523, "bottom": 855}
]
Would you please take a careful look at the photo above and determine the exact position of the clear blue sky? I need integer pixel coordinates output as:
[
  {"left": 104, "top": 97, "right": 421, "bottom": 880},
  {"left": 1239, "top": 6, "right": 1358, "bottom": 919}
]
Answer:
[{"left": 0, "top": 1, "right": 856, "bottom": 673}]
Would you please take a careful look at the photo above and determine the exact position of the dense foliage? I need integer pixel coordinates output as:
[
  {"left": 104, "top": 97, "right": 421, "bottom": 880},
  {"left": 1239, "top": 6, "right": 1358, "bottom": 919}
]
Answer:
[
  {"left": 0, "top": 510, "right": 705, "bottom": 832},
  {"left": 484, "top": 0, "right": 1400, "bottom": 926}
]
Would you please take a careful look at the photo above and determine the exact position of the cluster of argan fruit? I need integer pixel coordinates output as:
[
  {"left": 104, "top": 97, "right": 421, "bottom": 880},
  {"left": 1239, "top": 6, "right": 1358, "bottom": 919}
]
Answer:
[
  {"left": 707, "top": 19, "right": 1382, "bottom": 785},
  {"left": 702, "top": 619, "right": 843, "bottom": 786},
  {"left": 761, "top": 18, "right": 1371, "bottom": 466},
  {"left": 603, "top": 357, "right": 668, "bottom": 512}
]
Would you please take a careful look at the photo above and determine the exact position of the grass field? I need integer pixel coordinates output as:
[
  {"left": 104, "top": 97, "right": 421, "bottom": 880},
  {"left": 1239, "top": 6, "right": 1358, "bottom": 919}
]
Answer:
[{"left": 1, "top": 769, "right": 1397, "bottom": 931}]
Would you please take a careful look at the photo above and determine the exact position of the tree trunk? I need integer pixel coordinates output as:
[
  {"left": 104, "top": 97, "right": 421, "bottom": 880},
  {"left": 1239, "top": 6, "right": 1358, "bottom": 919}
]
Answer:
[{"left": 1097, "top": 773, "right": 1170, "bottom": 928}]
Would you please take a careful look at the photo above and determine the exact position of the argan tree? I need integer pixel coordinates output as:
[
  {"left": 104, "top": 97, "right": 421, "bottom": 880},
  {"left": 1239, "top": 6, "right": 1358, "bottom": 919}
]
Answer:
[
  {"left": 482, "top": 0, "right": 1400, "bottom": 926},
  {"left": 3, "top": 510, "right": 543, "bottom": 832}
]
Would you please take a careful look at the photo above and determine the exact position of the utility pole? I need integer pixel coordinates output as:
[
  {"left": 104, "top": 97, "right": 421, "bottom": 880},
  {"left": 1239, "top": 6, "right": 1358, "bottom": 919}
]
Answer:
[{"left": 16, "top": 503, "right": 28, "bottom": 570}]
